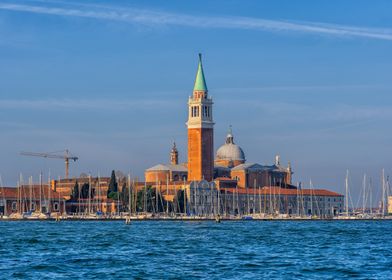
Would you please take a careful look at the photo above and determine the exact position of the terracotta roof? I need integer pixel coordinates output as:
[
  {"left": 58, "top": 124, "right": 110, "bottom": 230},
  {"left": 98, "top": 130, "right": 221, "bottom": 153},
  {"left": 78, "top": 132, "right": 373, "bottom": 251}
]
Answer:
[
  {"left": 55, "top": 177, "right": 110, "bottom": 183},
  {"left": 231, "top": 163, "right": 287, "bottom": 172},
  {"left": 146, "top": 164, "right": 187, "bottom": 172},
  {"left": 215, "top": 177, "right": 237, "bottom": 182},
  {"left": 0, "top": 187, "right": 17, "bottom": 198},
  {"left": 221, "top": 186, "right": 343, "bottom": 197},
  {"left": 0, "top": 185, "right": 62, "bottom": 199}
]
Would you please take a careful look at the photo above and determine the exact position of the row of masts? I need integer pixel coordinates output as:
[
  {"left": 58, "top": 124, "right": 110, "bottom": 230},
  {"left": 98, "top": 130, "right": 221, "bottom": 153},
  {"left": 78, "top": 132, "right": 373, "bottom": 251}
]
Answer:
[
  {"left": 0, "top": 168, "right": 391, "bottom": 218},
  {"left": 1, "top": 173, "right": 65, "bottom": 216},
  {"left": 344, "top": 169, "right": 391, "bottom": 217}
]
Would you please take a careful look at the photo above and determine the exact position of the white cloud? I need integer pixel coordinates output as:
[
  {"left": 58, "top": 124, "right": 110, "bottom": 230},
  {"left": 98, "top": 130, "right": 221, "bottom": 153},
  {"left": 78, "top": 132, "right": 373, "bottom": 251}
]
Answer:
[
  {"left": 2, "top": 97, "right": 392, "bottom": 125},
  {"left": 214, "top": 84, "right": 392, "bottom": 94},
  {"left": 0, "top": 98, "right": 175, "bottom": 110},
  {"left": 1, "top": 2, "right": 392, "bottom": 41}
]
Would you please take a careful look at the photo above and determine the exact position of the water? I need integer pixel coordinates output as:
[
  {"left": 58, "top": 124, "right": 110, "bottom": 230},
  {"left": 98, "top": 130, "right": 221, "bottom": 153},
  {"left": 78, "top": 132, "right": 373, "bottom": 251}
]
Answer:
[{"left": 0, "top": 221, "right": 392, "bottom": 279}]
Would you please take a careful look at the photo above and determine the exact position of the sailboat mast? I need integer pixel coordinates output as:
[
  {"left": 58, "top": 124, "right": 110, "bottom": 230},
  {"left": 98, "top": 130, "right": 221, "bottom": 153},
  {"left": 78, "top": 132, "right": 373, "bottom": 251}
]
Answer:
[
  {"left": 39, "top": 173, "right": 42, "bottom": 213},
  {"left": 387, "top": 176, "right": 390, "bottom": 215},
  {"left": 310, "top": 179, "right": 313, "bottom": 216},
  {"left": 48, "top": 175, "right": 51, "bottom": 214},
  {"left": 369, "top": 178, "right": 373, "bottom": 215},
  {"left": 88, "top": 174, "right": 91, "bottom": 215},
  {"left": 362, "top": 174, "right": 366, "bottom": 215},
  {"left": 128, "top": 174, "right": 131, "bottom": 216},
  {"left": 345, "top": 170, "right": 349, "bottom": 217},
  {"left": 29, "top": 176, "right": 32, "bottom": 211},
  {"left": 382, "top": 169, "right": 385, "bottom": 217},
  {"left": 155, "top": 174, "right": 158, "bottom": 214},
  {"left": 183, "top": 178, "right": 186, "bottom": 215},
  {"left": 166, "top": 175, "right": 169, "bottom": 216},
  {"left": 143, "top": 181, "right": 147, "bottom": 213}
]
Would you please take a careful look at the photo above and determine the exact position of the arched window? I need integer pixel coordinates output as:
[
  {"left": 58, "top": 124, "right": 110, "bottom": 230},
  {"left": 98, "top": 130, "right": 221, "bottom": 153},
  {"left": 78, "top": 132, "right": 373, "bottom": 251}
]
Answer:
[{"left": 54, "top": 202, "right": 59, "bottom": 211}]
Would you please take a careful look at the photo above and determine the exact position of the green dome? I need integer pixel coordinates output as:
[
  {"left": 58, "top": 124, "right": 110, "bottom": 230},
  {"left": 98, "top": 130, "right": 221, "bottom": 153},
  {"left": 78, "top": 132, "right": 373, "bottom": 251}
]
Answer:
[{"left": 193, "top": 53, "right": 208, "bottom": 92}]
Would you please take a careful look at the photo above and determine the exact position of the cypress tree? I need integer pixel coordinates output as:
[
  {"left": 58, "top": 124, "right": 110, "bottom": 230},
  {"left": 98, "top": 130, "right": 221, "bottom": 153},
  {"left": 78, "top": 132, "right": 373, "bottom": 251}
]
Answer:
[
  {"left": 70, "top": 181, "right": 79, "bottom": 201},
  {"left": 121, "top": 183, "right": 129, "bottom": 206},
  {"left": 81, "top": 183, "right": 90, "bottom": 199},
  {"left": 107, "top": 170, "right": 118, "bottom": 197},
  {"left": 175, "top": 190, "right": 187, "bottom": 213}
]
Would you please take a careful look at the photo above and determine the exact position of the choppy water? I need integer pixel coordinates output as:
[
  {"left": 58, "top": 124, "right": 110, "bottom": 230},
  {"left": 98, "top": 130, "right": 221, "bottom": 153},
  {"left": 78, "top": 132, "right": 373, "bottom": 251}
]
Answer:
[{"left": 0, "top": 221, "right": 392, "bottom": 279}]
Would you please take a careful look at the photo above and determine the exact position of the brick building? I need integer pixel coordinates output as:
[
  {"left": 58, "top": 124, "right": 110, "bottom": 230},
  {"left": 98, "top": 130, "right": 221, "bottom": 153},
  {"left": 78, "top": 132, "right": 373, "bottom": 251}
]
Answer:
[{"left": 0, "top": 185, "right": 65, "bottom": 217}]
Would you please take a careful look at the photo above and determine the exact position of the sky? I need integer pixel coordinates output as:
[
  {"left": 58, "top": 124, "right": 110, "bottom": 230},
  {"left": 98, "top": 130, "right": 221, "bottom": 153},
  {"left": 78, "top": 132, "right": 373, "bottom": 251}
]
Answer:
[{"left": 0, "top": 0, "right": 392, "bottom": 207}]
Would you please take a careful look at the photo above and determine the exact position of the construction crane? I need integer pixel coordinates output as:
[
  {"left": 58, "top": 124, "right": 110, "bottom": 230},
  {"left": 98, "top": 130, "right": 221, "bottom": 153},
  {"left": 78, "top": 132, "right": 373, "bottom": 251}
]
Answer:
[{"left": 20, "top": 149, "right": 79, "bottom": 179}]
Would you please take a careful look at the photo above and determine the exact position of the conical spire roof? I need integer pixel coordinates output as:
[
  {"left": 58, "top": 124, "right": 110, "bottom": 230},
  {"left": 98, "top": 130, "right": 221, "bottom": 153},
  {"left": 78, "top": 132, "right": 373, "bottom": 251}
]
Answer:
[{"left": 193, "top": 53, "right": 208, "bottom": 92}]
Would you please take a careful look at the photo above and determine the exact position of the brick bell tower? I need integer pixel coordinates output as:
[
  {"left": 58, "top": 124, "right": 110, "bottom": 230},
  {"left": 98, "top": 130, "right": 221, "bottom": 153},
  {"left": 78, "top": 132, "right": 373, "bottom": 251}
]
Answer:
[{"left": 187, "top": 54, "right": 214, "bottom": 181}]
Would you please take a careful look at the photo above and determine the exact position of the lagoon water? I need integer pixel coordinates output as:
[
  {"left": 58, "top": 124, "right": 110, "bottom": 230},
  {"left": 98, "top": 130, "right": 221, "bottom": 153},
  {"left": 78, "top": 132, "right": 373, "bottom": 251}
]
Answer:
[{"left": 0, "top": 221, "right": 391, "bottom": 279}]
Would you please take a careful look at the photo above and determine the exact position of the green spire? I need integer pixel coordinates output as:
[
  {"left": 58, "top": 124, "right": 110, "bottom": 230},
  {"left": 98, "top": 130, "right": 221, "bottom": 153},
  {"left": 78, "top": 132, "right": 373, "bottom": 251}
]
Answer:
[{"left": 193, "top": 53, "right": 208, "bottom": 92}]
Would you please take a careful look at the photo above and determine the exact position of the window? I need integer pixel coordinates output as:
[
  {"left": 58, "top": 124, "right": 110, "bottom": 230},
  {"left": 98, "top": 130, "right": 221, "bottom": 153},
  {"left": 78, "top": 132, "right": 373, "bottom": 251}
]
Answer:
[
  {"left": 12, "top": 202, "right": 17, "bottom": 211},
  {"left": 54, "top": 202, "right": 59, "bottom": 211},
  {"left": 31, "top": 202, "right": 36, "bottom": 211}
]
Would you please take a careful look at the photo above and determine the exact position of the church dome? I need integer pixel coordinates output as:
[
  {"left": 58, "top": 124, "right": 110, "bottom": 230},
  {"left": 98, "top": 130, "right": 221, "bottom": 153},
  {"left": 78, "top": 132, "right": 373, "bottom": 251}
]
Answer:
[{"left": 216, "top": 128, "right": 245, "bottom": 162}]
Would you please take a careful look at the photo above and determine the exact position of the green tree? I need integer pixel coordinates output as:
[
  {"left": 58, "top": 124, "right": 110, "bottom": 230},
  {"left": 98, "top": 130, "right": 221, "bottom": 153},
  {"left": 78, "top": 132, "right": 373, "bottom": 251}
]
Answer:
[
  {"left": 70, "top": 181, "right": 79, "bottom": 201},
  {"left": 81, "top": 183, "right": 90, "bottom": 199},
  {"left": 107, "top": 170, "right": 118, "bottom": 198},
  {"left": 121, "top": 183, "right": 129, "bottom": 206},
  {"left": 174, "top": 189, "right": 187, "bottom": 213},
  {"left": 136, "top": 186, "right": 164, "bottom": 213}
]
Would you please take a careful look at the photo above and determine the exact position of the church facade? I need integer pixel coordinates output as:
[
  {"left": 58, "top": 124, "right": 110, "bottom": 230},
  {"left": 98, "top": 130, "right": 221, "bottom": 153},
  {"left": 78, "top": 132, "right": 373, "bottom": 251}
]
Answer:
[{"left": 145, "top": 54, "right": 293, "bottom": 189}]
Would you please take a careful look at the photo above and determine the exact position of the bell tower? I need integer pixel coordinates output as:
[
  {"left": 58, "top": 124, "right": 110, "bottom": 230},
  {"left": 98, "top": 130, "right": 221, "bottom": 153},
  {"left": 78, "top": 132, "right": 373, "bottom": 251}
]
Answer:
[
  {"left": 170, "top": 142, "right": 179, "bottom": 165},
  {"left": 187, "top": 54, "right": 214, "bottom": 181}
]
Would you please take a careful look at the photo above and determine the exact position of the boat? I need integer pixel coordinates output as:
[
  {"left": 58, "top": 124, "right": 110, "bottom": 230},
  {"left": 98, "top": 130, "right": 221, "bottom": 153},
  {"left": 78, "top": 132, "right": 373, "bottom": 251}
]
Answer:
[{"left": 241, "top": 216, "right": 253, "bottom": 220}]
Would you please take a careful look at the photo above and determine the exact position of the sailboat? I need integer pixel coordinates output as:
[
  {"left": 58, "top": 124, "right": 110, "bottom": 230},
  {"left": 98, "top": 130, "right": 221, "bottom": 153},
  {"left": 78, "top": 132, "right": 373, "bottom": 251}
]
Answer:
[{"left": 27, "top": 174, "right": 49, "bottom": 220}]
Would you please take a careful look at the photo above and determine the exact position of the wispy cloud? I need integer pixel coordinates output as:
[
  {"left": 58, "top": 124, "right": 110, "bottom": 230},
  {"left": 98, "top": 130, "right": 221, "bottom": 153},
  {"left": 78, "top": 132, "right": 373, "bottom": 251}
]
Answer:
[
  {"left": 1, "top": 2, "right": 392, "bottom": 41},
  {"left": 0, "top": 98, "right": 176, "bottom": 111},
  {"left": 2, "top": 97, "right": 391, "bottom": 127},
  {"left": 215, "top": 84, "right": 392, "bottom": 94}
]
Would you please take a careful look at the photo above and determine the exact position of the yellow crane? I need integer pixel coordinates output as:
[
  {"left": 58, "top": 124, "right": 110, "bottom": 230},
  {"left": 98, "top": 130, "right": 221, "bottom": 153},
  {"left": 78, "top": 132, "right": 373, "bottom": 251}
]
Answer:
[{"left": 20, "top": 149, "right": 78, "bottom": 179}]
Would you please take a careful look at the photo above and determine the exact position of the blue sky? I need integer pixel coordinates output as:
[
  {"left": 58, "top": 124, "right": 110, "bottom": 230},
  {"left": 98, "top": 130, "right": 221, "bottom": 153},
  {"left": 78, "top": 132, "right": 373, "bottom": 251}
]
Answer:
[{"left": 1, "top": 0, "right": 392, "bottom": 207}]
